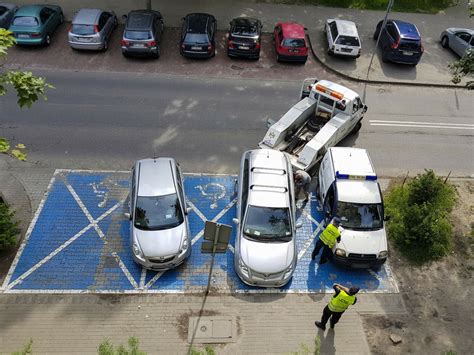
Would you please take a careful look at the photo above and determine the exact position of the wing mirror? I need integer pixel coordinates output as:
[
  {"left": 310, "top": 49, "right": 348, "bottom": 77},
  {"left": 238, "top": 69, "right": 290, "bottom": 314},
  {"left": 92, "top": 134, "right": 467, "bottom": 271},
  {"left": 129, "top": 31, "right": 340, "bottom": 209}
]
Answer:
[
  {"left": 362, "top": 105, "right": 368, "bottom": 114},
  {"left": 304, "top": 27, "right": 308, "bottom": 31},
  {"left": 124, "top": 212, "right": 131, "bottom": 220},
  {"left": 296, "top": 221, "right": 303, "bottom": 229},
  {"left": 325, "top": 211, "right": 331, "bottom": 219},
  {"left": 384, "top": 215, "right": 391, "bottom": 221},
  {"left": 122, "top": 14, "right": 127, "bottom": 21},
  {"left": 186, "top": 207, "right": 192, "bottom": 215},
  {"left": 232, "top": 218, "right": 240, "bottom": 225},
  {"left": 266, "top": 118, "right": 275, "bottom": 128}
]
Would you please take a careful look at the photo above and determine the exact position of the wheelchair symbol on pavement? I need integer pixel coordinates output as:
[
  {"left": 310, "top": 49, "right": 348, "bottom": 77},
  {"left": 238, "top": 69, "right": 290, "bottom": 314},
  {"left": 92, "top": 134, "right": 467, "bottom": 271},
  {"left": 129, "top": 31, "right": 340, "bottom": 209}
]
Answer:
[{"left": 195, "top": 183, "right": 226, "bottom": 209}]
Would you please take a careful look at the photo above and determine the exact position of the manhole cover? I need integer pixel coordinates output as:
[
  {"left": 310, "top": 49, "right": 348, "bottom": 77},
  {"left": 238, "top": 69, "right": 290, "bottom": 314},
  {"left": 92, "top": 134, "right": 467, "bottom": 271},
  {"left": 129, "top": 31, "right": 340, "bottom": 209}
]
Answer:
[{"left": 188, "top": 316, "right": 237, "bottom": 343}]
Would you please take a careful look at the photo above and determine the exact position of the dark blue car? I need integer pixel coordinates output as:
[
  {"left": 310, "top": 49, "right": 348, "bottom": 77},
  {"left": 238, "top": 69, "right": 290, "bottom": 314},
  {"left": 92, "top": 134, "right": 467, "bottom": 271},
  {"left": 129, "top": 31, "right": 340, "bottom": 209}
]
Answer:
[{"left": 374, "top": 19, "right": 423, "bottom": 66}]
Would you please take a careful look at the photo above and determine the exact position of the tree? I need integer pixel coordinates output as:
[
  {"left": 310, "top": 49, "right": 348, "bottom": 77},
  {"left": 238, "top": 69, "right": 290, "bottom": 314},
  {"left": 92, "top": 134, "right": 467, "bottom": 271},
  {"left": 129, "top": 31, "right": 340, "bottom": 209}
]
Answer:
[
  {"left": 0, "top": 28, "right": 52, "bottom": 160},
  {"left": 449, "top": 49, "right": 474, "bottom": 89}
]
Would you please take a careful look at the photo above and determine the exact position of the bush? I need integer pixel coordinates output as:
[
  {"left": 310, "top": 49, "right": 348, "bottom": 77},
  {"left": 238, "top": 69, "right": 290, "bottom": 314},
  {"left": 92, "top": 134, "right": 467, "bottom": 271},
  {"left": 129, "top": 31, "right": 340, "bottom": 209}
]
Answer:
[
  {"left": 0, "top": 198, "right": 19, "bottom": 251},
  {"left": 98, "top": 337, "right": 146, "bottom": 355},
  {"left": 385, "top": 170, "right": 457, "bottom": 263}
]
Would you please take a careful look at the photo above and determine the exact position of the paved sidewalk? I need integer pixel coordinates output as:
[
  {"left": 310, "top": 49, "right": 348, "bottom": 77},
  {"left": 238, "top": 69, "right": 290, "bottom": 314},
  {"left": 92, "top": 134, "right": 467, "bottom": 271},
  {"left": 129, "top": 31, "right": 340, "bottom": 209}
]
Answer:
[{"left": 12, "top": 0, "right": 473, "bottom": 86}]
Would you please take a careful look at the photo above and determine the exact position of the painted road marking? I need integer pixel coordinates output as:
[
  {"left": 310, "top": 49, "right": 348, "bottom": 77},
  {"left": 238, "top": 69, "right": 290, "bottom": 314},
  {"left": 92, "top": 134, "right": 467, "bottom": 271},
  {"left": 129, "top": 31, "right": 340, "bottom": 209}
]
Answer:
[
  {"left": 2, "top": 170, "right": 399, "bottom": 294},
  {"left": 370, "top": 119, "right": 474, "bottom": 130}
]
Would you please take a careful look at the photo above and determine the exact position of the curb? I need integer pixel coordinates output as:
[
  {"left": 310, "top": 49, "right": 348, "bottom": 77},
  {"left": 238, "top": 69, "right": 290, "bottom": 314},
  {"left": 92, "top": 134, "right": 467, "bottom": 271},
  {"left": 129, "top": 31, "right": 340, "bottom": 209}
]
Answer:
[{"left": 306, "top": 33, "right": 468, "bottom": 89}]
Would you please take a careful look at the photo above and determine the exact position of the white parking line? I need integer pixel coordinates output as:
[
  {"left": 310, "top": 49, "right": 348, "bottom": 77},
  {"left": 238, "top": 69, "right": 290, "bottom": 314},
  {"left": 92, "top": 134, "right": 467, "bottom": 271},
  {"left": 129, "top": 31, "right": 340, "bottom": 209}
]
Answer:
[{"left": 369, "top": 119, "right": 474, "bottom": 130}]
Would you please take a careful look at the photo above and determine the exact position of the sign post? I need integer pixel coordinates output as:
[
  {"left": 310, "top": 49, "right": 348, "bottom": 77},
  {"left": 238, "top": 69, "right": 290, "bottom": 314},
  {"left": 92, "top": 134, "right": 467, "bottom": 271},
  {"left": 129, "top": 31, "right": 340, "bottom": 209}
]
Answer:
[{"left": 201, "top": 221, "right": 232, "bottom": 295}]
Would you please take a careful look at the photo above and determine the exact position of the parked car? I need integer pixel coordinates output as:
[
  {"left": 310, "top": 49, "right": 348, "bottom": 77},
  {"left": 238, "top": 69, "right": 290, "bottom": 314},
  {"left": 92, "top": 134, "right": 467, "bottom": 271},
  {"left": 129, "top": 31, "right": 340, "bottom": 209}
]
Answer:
[
  {"left": 126, "top": 158, "right": 191, "bottom": 270},
  {"left": 180, "top": 13, "right": 216, "bottom": 58},
  {"left": 121, "top": 9, "right": 164, "bottom": 58},
  {"left": 0, "top": 3, "right": 17, "bottom": 29},
  {"left": 68, "top": 9, "right": 117, "bottom": 51},
  {"left": 373, "top": 19, "right": 423, "bottom": 65},
  {"left": 440, "top": 28, "right": 473, "bottom": 57},
  {"left": 274, "top": 22, "right": 308, "bottom": 63},
  {"left": 324, "top": 19, "right": 361, "bottom": 58},
  {"left": 9, "top": 5, "right": 63, "bottom": 46},
  {"left": 227, "top": 17, "right": 262, "bottom": 60},
  {"left": 233, "top": 149, "right": 301, "bottom": 287}
]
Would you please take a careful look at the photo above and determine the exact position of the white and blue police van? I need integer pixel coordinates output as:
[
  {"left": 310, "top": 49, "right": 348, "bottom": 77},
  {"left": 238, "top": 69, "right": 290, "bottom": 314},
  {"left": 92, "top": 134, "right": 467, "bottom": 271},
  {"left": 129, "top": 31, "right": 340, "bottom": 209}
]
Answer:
[{"left": 317, "top": 147, "right": 388, "bottom": 269}]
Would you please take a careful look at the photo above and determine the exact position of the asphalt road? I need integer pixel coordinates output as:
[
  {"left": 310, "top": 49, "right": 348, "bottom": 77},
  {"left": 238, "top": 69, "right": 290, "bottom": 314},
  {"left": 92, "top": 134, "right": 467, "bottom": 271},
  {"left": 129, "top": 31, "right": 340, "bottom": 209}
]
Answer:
[{"left": 0, "top": 69, "right": 473, "bottom": 176}]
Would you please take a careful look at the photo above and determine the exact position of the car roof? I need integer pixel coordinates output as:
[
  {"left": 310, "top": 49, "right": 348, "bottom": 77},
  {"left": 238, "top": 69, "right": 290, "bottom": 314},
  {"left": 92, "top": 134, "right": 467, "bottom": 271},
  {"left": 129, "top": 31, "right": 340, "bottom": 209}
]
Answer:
[
  {"left": 126, "top": 10, "right": 154, "bottom": 29},
  {"left": 392, "top": 19, "right": 420, "bottom": 39},
  {"left": 185, "top": 13, "right": 213, "bottom": 33},
  {"left": 247, "top": 150, "right": 290, "bottom": 208},
  {"left": 336, "top": 180, "right": 382, "bottom": 204},
  {"left": 279, "top": 22, "right": 305, "bottom": 38},
  {"left": 73, "top": 9, "right": 102, "bottom": 24},
  {"left": 333, "top": 19, "right": 358, "bottom": 37},
  {"left": 15, "top": 5, "right": 44, "bottom": 17},
  {"left": 137, "top": 158, "right": 177, "bottom": 197},
  {"left": 330, "top": 147, "right": 375, "bottom": 177},
  {"left": 447, "top": 27, "right": 474, "bottom": 35}
]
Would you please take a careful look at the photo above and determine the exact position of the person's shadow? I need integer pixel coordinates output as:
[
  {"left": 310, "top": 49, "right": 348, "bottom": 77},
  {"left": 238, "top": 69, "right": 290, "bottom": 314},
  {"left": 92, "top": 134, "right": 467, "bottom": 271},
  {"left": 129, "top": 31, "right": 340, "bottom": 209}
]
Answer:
[{"left": 317, "top": 328, "right": 336, "bottom": 355}]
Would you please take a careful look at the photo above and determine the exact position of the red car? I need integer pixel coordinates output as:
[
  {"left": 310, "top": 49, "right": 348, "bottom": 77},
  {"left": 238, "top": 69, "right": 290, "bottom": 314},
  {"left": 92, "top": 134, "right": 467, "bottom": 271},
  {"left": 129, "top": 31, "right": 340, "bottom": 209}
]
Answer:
[{"left": 274, "top": 22, "right": 308, "bottom": 63}]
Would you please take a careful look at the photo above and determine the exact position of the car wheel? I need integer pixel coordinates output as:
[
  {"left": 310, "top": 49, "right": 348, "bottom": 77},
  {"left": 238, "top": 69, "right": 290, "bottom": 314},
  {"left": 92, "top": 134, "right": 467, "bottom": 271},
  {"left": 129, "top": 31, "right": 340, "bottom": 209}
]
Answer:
[
  {"left": 327, "top": 47, "right": 333, "bottom": 56},
  {"left": 45, "top": 34, "right": 51, "bottom": 46},
  {"left": 102, "top": 39, "right": 108, "bottom": 52},
  {"left": 373, "top": 30, "right": 379, "bottom": 40},
  {"left": 114, "top": 17, "right": 118, "bottom": 29},
  {"left": 276, "top": 53, "right": 281, "bottom": 62},
  {"left": 59, "top": 13, "right": 64, "bottom": 24},
  {"left": 154, "top": 46, "right": 160, "bottom": 59},
  {"left": 352, "top": 121, "right": 362, "bottom": 134},
  {"left": 441, "top": 36, "right": 449, "bottom": 48},
  {"left": 381, "top": 50, "right": 389, "bottom": 63}
]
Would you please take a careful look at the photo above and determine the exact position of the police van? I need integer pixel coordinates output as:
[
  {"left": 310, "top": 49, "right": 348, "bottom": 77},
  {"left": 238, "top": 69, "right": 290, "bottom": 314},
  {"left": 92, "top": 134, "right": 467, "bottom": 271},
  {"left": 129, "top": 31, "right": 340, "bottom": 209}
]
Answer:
[{"left": 318, "top": 147, "right": 388, "bottom": 269}]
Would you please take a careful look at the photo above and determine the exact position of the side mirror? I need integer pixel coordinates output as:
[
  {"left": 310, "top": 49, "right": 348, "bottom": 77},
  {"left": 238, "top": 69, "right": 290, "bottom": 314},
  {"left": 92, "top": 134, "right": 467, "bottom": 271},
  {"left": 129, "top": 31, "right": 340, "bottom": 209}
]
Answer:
[
  {"left": 325, "top": 211, "right": 331, "bottom": 219},
  {"left": 229, "top": 21, "right": 232, "bottom": 26},
  {"left": 182, "top": 17, "right": 185, "bottom": 20},
  {"left": 304, "top": 27, "right": 308, "bottom": 31},
  {"left": 124, "top": 212, "right": 131, "bottom": 220},
  {"left": 122, "top": 14, "right": 127, "bottom": 21},
  {"left": 186, "top": 207, "right": 192, "bottom": 214},
  {"left": 266, "top": 118, "right": 275, "bottom": 128},
  {"left": 232, "top": 218, "right": 240, "bottom": 225},
  {"left": 384, "top": 215, "right": 391, "bottom": 221},
  {"left": 362, "top": 105, "right": 368, "bottom": 114},
  {"left": 296, "top": 221, "right": 303, "bottom": 229}
]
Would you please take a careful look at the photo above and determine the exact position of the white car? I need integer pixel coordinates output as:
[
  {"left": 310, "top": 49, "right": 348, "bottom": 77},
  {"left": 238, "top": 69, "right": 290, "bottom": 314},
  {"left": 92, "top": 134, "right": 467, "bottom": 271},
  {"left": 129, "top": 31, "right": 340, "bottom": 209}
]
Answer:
[
  {"left": 325, "top": 19, "right": 361, "bottom": 58},
  {"left": 126, "top": 158, "right": 191, "bottom": 270},
  {"left": 233, "top": 149, "right": 301, "bottom": 287}
]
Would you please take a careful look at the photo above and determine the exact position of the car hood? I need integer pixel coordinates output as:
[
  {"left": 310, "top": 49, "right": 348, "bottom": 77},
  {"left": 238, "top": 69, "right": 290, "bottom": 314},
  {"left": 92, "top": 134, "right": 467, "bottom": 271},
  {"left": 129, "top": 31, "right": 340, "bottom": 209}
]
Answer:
[
  {"left": 133, "top": 223, "right": 185, "bottom": 257},
  {"left": 338, "top": 227, "right": 387, "bottom": 255},
  {"left": 240, "top": 236, "right": 294, "bottom": 273}
]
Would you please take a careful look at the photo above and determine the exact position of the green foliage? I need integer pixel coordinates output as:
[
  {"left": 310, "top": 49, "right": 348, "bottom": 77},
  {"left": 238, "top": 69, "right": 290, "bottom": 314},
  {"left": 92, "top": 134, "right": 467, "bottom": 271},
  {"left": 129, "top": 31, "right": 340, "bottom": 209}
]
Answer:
[
  {"left": 449, "top": 49, "right": 474, "bottom": 89},
  {"left": 288, "top": 336, "right": 321, "bottom": 355},
  {"left": 264, "top": 0, "right": 454, "bottom": 13},
  {"left": 98, "top": 337, "right": 146, "bottom": 355},
  {"left": 385, "top": 170, "right": 457, "bottom": 263},
  {"left": 11, "top": 339, "right": 33, "bottom": 355},
  {"left": 189, "top": 346, "right": 216, "bottom": 355},
  {"left": 0, "top": 199, "right": 20, "bottom": 251},
  {"left": 0, "top": 139, "right": 27, "bottom": 161}
]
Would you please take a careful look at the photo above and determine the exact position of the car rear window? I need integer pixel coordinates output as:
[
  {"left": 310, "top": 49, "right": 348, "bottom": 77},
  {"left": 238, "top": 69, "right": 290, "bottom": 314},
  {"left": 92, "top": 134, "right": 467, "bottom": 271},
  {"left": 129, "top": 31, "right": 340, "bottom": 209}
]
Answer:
[
  {"left": 399, "top": 39, "right": 421, "bottom": 51},
  {"left": 124, "top": 30, "right": 152, "bottom": 40},
  {"left": 12, "top": 16, "right": 39, "bottom": 27},
  {"left": 185, "top": 33, "right": 209, "bottom": 43},
  {"left": 71, "top": 24, "right": 95, "bottom": 35},
  {"left": 283, "top": 38, "right": 305, "bottom": 48},
  {"left": 336, "top": 35, "right": 360, "bottom": 46},
  {"left": 232, "top": 24, "right": 258, "bottom": 37}
]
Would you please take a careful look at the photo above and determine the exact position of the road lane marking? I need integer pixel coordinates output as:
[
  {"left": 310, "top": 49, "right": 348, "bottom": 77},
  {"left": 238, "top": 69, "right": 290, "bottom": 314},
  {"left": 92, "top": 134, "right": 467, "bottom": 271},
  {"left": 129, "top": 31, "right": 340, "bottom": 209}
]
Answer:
[{"left": 369, "top": 120, "right": 474, "bottom": 130}]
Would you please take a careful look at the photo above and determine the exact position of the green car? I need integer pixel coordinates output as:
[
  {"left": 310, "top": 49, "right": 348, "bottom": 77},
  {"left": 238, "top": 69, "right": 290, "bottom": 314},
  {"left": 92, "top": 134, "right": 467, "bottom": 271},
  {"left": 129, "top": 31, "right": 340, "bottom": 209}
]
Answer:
[{"left": 9, "top": 4, "right": 63, "bottom": 46}]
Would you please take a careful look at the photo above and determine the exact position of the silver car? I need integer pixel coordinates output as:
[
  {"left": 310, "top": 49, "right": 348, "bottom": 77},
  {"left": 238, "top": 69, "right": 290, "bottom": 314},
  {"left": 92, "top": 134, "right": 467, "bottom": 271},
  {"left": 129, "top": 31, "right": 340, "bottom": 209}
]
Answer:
[
  {"left": 68, "top": 8, "right": 117, "bottom": 51},
  {"left": 126, "top": 158, "right": 191, "bottom": 270},
  {"left": 441, "top": 28, "right": 473, "bottom": 57},
  {"left": 233, "top": 149, "right": 301, "bottom": 287}
]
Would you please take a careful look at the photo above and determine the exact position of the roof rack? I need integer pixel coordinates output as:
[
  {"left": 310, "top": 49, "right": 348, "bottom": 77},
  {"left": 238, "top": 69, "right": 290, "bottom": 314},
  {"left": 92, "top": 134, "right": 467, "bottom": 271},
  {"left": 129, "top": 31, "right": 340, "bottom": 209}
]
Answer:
[
  {"left": 251, "top": 167, "right": 286, "bottom": 175},
  {"left": 250, "top": 184, "right": 288, "bottom": 193}
]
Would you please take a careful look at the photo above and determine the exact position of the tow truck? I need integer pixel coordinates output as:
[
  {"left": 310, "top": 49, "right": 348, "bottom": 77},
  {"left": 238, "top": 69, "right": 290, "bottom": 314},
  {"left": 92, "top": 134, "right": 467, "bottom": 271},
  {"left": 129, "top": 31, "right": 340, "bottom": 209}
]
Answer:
[{"left": 259, "top": 78, "right": 367, "bottom": 173}]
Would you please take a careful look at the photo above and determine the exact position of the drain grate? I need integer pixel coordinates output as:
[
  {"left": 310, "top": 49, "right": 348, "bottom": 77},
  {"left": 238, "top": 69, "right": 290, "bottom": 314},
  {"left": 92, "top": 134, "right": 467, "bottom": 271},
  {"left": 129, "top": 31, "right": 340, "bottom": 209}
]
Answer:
[{"left": 188, "top": 316, "right": 237, "bottom": 344}]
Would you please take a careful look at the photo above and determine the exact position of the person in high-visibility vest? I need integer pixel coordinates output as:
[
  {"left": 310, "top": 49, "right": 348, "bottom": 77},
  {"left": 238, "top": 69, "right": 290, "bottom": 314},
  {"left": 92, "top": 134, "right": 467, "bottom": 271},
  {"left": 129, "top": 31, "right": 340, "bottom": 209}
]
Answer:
[
  {"left": 315, "top": 283, "right": 360, "bottom": 331},
  {"left": 311, "top": 217, "right": 341, "bottom": 264}
]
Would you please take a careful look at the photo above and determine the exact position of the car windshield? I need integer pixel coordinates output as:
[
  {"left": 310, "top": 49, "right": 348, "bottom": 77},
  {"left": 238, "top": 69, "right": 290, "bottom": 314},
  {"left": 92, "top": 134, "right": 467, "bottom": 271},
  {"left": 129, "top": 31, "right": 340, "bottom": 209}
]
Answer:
[
  {"left": 185, "top": 33, "right": 209, "bottom": 43},
  {"left": 337, "top": 201, "right": 383, "bottom": 230},
  {"left": 124, "top": 30, "right": 151, "bottom": 40},
  {"left": 283, "top": 38, "right": 305, "bottom": 48},
  {"left": 243, "top": 206, "right": 292, "bottom": 242},
  {"left": 336, "top": 35, "right": 360, "bottom": 46},
  {"left": 134, "top": 193, "right": 184, "bottom": 231},
  {"left": 71, "top": 24, "right": 95, "bottom": 35},
  {"left": 12, "top": 16, "right": 39, "bottom": 26}
]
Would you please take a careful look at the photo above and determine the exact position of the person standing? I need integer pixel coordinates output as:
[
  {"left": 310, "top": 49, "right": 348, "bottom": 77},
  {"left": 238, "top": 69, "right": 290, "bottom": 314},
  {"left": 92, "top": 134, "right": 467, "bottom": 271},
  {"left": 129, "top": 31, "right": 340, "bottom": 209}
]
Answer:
[
  {"left": 311, "top": 217, "right": 341, "bottom": 264},
  {"left": 294, "top": 170, "right": 312, "bottom": 202},
  {"left": 315, "top": 283, "right": 360, "bottom": 330}
]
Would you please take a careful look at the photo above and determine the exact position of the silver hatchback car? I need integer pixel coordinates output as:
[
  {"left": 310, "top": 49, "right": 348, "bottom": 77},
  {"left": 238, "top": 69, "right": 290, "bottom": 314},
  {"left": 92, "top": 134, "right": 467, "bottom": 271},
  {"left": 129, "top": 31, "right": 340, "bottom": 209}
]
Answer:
[
  {"left": 126, "top": 158, "right": 191, "bottom": 270},
  {"left": 68, "top": 8, "right": 117, "bottom": 51},
  {"left": 233, "top": 149, "right": 301, "bottom": 287}
]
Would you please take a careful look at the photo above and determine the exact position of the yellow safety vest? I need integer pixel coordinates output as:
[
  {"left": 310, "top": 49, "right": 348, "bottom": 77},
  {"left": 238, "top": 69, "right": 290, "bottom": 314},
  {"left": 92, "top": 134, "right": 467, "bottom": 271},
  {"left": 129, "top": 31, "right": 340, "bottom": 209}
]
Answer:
[
  {"left": 319, "top": 224, "right": 340, "bottom": 248},
  {"left": 328, "top": 290, "right": 356, "bottom": 312}
]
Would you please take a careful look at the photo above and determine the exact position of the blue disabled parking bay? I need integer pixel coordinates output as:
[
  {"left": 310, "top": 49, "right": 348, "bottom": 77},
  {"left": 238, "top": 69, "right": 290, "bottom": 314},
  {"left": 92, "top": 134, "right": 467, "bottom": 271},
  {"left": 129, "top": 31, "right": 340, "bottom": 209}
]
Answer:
[{"left": 1, "top": 170, "right": 398, "bottom": 294}]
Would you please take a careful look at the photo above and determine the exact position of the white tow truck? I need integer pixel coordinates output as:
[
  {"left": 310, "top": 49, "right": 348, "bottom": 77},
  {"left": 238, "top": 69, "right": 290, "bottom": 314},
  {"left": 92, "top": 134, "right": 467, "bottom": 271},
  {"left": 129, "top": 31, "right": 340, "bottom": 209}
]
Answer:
[{"left": 259, "top": 78, "right": 367, "bottom": 173}]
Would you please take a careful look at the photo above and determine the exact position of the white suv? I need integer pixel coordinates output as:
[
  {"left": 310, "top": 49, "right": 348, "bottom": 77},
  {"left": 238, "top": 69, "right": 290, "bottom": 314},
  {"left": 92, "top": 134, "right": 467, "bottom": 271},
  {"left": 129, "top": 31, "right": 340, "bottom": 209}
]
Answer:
[
  {"left": 325, "top": 19, "right": 361, "bottom": 58},
  {"left": 233, "top": 149, "right": 301, "bottom": 287}
]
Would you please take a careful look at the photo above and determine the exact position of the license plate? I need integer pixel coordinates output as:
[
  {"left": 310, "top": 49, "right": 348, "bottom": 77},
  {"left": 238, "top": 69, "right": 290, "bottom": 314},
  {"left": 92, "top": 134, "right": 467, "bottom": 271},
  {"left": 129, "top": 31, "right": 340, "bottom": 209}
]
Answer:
[
  {"left": 402, "top": 51, "right": 413, "bottom": 55},
  {"left": 341, "top": 48, "right": 352, "bottom": 52},
  {"left": 239, "top": 46, "right": 249, "bottom": 50},
  {"left": 133, "top": 43, "right": 145, "bottom": 48},
  {"left": 17, "top": 34, "right": 29, "bottom": 39},
  {"left": 191, "top": 46, "right": 201, "bottom": 50},
  {"left": 76, "top": 37, "right": 91, "bottom": 42}
]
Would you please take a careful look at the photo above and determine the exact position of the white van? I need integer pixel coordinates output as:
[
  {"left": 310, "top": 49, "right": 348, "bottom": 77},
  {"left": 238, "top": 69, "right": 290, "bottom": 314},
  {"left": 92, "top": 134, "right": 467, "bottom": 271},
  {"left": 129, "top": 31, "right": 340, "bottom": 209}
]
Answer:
[{"left": 318, "top": 147, "right": 388, "bottom": 269}]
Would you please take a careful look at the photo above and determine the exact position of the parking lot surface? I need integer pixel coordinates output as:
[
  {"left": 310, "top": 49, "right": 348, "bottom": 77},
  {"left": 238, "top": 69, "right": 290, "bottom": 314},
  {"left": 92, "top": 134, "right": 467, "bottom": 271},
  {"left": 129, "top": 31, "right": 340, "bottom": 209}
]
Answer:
[{"left": 2, "top": 170, "right": 398, "bottom": 294}]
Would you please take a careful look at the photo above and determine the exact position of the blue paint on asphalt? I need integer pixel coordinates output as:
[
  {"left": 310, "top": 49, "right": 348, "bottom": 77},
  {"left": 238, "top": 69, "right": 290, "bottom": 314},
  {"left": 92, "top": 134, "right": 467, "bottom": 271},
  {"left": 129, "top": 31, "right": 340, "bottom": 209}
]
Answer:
[{"left": 3, "top": 171, "right": 397, "bottom": 293}]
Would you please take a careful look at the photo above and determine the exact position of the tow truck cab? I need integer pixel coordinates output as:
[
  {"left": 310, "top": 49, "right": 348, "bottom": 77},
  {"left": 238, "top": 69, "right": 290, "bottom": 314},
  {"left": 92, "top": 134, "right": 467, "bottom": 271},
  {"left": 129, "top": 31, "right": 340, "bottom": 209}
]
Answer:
[
  {"left": 259, "top": 78, "right": 367, "bottom": 173},
  {"left": 318, "top": 147, "right": 388, "bottom": 269}
]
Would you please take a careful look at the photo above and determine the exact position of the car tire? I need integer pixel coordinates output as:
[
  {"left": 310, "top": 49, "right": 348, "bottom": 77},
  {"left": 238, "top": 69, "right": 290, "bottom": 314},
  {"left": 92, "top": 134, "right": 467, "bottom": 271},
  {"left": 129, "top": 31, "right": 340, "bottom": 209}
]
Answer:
[
  {"left": 277, "top": 53, "right": 281, "bottom": 62},
  {"left": 441, "top": 36, "right": 449, "bottom": 48},
  {"left": 352, "top": 121, "right": 362, "bottom": 134},
  {"left": 60, "top": 13, "right": 64, "bottom": 24},
  {"left": 373, "top": 29, "right": 379, "bottom": 40},
  {"left": 154, "top": 46, "right": 160, "bottom": 59},
  {"left": 327, "top": 47, "right": 333, "bottom": 56},
  {"left": 381, "top": 50, "right": 389, "bottom": 63},
  {"left": 45, "top": 34, "right": 51, "bottom": 46},
  {"left": 102, "top": 39, "right": 108, "bottom": 52}
]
